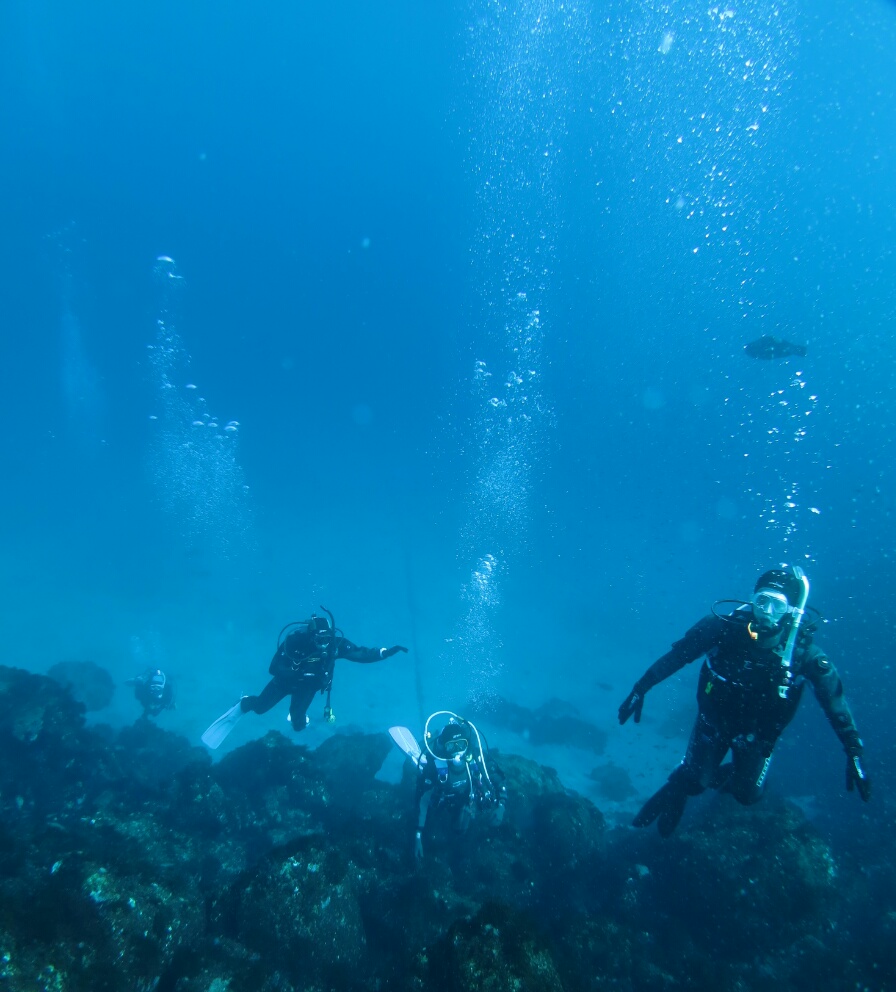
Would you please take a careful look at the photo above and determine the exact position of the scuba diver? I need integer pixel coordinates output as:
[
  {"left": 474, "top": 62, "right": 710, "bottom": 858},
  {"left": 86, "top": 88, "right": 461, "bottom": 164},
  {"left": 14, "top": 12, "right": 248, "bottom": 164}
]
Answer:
[
  {"left": 126, "top": 668, "right": 176, "bottom": 719},
  {"left": 201, "top": 607, "right": 407, "bottom": 749},
  {"left": 618, "top": 565, "right": 870, "bottom": 837},
  {"left": 390, "top": 711, "right": 507, "bottom": 860}
]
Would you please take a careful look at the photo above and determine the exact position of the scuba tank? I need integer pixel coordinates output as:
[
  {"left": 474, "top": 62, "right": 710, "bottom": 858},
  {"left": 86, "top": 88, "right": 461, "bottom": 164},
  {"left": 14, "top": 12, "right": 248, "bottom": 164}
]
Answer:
[{"left": 276, "top": 606, "right": 340, "bottom": 722}]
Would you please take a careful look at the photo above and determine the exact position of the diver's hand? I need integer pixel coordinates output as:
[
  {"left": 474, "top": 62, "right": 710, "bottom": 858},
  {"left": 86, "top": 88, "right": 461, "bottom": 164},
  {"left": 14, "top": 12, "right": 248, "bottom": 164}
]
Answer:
[
  {"left": 380, "top": 645, "right": 409, "bottom": 659},
  {"left": 846, "top": 753, "right": 871, "bottom": 802},
  {"left": 618, "top": 688, "right": 645, "bottom": 725},
  {"left": 413, "top": 831, "right": 424, "bottom": 860}
]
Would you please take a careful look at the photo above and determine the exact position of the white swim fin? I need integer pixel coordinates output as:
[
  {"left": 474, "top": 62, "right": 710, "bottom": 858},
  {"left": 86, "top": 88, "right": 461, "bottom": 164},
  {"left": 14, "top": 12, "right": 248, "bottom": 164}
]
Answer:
[
  {"left": 389, "top": 725, "right": 423, "bottom": 766},
  {"left": 201, "top": 700, "right": 244, "bottom": 749}
]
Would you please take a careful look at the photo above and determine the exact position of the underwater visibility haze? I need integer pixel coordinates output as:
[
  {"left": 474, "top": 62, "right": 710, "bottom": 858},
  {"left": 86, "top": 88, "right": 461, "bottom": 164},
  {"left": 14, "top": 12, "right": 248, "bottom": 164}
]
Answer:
[{"left": 1, "top": 0, "right": 896, "bottom": 989}]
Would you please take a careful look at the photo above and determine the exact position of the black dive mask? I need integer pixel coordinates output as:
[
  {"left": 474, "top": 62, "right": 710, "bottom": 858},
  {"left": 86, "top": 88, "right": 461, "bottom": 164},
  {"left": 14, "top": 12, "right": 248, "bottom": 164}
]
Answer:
[{"left": 310, "top": 616, "right": 333, "bottom": 652}]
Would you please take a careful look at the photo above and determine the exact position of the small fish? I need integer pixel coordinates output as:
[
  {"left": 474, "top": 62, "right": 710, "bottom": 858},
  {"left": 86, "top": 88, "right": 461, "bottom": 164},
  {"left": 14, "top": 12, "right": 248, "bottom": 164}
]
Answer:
[{"left": 744, "top": 335, "right": 807, "bottom": 360}]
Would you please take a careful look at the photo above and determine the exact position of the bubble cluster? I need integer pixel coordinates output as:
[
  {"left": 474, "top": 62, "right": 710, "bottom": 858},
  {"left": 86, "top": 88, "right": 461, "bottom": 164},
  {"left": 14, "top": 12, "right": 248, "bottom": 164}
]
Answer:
[
  {"left": 740, "top": 370, "right": 820, "bottom": 549},
  {"left": 609, "top": 0, "right": 795, "bottom": 279},
  {"left": 146, "top": 257, "right": 251, "bottom": 556},
  {"left": 455, "top": 554, "right": 504, "bottom": 707},
  {"left": 602, "top": 1, "right": 811, "bottom": 552},
  {"left": 448, "top": 1, "right": 591, "bottom": 696}
]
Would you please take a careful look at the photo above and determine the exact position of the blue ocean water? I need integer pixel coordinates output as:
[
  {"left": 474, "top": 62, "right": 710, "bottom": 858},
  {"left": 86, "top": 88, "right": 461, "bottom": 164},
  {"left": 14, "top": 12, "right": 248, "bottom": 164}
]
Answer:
[{"left": 1, "top": 0, "right": 894, "bottom": 843}]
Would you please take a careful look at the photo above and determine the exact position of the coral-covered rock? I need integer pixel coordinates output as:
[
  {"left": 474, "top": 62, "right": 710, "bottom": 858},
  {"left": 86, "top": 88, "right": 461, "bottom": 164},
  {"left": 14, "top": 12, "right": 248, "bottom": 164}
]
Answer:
[
  {"left": 588, "top": 761, "right": 637, "bottom": 802},
  {"left": 619, "top": 797, "right": 839, "bottom": 961},
  {"left": 0, "top": 666, "right": 85, "bottom": 745},
  {"left": 215, "top": 837, "right": 369, "bottom": 988},
  {"left": 0, "top": 666, "right": 889, "bottom": 992},
  {"left": 46, "top": 660, "right": 116, "bottom": 712},
  {"left": 426, "top": 902, "right": 564, "bottom": 992}
]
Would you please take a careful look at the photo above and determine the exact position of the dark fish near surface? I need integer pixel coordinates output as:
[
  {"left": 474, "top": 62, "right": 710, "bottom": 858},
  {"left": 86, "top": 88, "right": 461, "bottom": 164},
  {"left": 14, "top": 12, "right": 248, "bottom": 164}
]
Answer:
[{"left": 744, "top": 335, "right": 808, "bottom": 360}]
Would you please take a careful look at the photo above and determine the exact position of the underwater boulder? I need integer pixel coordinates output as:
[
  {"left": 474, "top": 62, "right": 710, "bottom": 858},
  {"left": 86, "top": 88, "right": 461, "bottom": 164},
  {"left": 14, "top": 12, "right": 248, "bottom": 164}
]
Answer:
[
  {"left": 0, "top": 851, "right": 204, "bottom": 992},
  {"left": 498, "top": 752, "right": 568, "bottom": 832},
  {"left": 588, "top": 762, "right": 637, "bottom": 802},
  {"left": 528, "top": 791, "right": 608, "bottom": 919},
  {"left": 531, "top": 791, "right": 606, "bottom": 869},
  {"left": 530, "top": 698, "right": 608, "bottom": 753},
  {"left": 113, "top": 717, "right": 211, "bottom": 795},
  {"left": 315, "top": 730, "right": 393, "bottom": 789},
  {"left": 425, "top": 901, "right": 564, "bottom": 992},
  {"left": 78, "top": 862, "right": 205, "bottom": 987},
  {"left": 473, "top": 695, "right": 608, "bottom": 754},
  {"left": 219, "top": 836, "right": 368, "bottom": 988},
  {"left": 630, "top": 798, "right": 838, "bottom": 959},
  {"left": 2, "top": 714, "right": 884, "bottom": 992},
  {"left": 0, "top": 665, "right": 86, "bottom": 744},
  {"left": 47, "top": 659, "right": 115, "bottom": 712},
  {"left": 548, "top": 915, "right": 676, "bottom": 992},
  {"left": 214, "top": 729, "right": 315, "bottom": 801}
]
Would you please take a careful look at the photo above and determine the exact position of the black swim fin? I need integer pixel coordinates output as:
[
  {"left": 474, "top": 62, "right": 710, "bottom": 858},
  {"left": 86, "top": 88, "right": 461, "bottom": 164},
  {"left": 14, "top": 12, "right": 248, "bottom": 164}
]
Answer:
[
  {"left": 711, "top": 762, "right": 735, "bottom": 792},
  {"left": 633, "top": 781, "right": 688, "bottom": 837}
]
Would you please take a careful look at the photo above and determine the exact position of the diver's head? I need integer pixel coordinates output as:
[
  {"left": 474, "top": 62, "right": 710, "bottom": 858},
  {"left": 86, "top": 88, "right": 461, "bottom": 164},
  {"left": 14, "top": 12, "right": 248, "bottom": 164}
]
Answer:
[
  {"left": 436, "top": 721, "right": 470, "bottom": 763},
  {"left": 148, "top": 670, "right": 166, "bottom": 700},
  {"left": 751, "top": 567, "right": 805, "bottom": 631},
  {"left": 309, "top": 614, "right": 333, "bottom": 652}
]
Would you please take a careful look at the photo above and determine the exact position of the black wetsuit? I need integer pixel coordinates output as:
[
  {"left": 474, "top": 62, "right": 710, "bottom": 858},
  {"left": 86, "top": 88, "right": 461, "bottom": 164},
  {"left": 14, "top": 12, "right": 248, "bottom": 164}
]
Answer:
[
  {"left": 636, "top": 607, "right": 862, "bottom": 805},
  {"left": 240, "top": 630, "right": 384, "bottom": 730},
  {"left": 131, "top": 671, "right": 176, "bottom": 718},
  {"left": 415, "top": 752, "right": 507, "bottom": 833}
]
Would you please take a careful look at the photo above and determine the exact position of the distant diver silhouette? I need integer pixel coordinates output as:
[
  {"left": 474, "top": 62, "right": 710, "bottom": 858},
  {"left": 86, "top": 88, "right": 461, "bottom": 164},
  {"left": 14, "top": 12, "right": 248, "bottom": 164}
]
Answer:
[{"left": 744, "top": 335, "right": 807, "bottom": 360}]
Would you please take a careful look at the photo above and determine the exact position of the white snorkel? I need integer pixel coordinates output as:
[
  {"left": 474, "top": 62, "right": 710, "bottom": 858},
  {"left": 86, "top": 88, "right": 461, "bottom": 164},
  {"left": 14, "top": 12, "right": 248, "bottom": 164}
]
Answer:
[{"left": 777, "top": 565, "right": 810, "bottom": 699}]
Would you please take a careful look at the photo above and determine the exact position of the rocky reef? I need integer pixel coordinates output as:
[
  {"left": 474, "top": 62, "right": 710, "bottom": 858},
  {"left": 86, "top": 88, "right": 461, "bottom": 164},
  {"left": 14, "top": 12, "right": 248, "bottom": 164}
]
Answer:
[
  {"left": 0, "top": 665, "right": 891, "bottom": 992},
  {"left": 471, "top": 695, "right": 609, "bottom": 754},
  {"left": 45, "top": 660, "right": 116, "bottom": 712}
]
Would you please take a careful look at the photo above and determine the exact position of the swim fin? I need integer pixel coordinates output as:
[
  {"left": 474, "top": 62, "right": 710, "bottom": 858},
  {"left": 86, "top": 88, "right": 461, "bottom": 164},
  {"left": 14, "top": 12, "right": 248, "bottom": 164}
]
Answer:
[
  {"left": 201, "top": 700, "right": 244, "bottom": 749},
  {"left": 632, "top": 781, "right": 688, "bottom": 837},
  {"left": 711, "top": 762, "right": 735, "bottom": 792},
  {"left": 389, "top": 726, "right": 423, "bottom": 766}
]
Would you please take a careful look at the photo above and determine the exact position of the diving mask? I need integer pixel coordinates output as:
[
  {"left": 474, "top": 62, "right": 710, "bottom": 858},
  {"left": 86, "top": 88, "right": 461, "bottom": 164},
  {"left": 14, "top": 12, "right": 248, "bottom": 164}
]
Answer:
[
  {"left": 310, "top": 616, "right": 333, "bottom": 650},
  {"left": 751, "top": 589, "right": 790, "bottom": 627},
  {"left": 442, "top": 734, "right": 469, "bottom": 760}
]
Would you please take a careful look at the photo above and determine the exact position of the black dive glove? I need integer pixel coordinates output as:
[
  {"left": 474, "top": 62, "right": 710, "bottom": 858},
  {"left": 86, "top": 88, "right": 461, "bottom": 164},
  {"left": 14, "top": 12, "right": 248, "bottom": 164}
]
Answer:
[
  {"left": 380, "top": 645, "right": 409, "bottom": 659},
  {"left": 618, "top": 687, "right": 645, "bottom": 725},
  {"left": 846, "top": 753, "right": 871, "bottom": 802}
]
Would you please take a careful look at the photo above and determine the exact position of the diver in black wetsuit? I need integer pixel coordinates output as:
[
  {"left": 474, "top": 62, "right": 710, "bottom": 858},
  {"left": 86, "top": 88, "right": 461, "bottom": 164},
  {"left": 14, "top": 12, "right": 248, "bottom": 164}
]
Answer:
[
  {"left": 126, "top": 668, "right": 176, "bottom": 719},
  {"left": 243, "top": 611, "right": 407, "bottom": 727},
  {"left": 618, "top": 566, "right": 870, "bottom": 836},
  {"left": 201, "top": 608, "right": 407, "bottom": 749},
  {"left": 412, "top": 713, "right": 507, "bottom": 860}
]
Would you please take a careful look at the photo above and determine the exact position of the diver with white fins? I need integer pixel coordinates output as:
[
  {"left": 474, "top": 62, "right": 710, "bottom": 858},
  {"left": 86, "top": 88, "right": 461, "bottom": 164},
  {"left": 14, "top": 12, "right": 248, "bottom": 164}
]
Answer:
[
  {"left": 618, "top": 565, "right": 871, "bottom": 837},
  {"left": 202, "top": 698, "right": 245, "bottom": 750},
  {"left": 126, "top": 668, "right": 176, "bottom": 720},
  {"left": 390, "top": 711, "right": 507, "bottom": 860},
  {"left": 202, "top": 607, "right": 407, "bottom": 749}
]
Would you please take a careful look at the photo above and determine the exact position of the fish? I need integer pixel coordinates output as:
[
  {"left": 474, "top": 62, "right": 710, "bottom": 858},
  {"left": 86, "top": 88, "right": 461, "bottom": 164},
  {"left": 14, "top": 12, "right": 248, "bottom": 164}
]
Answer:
[{"left": 743, "top": 335, "right": 807, "bottom": 360}]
